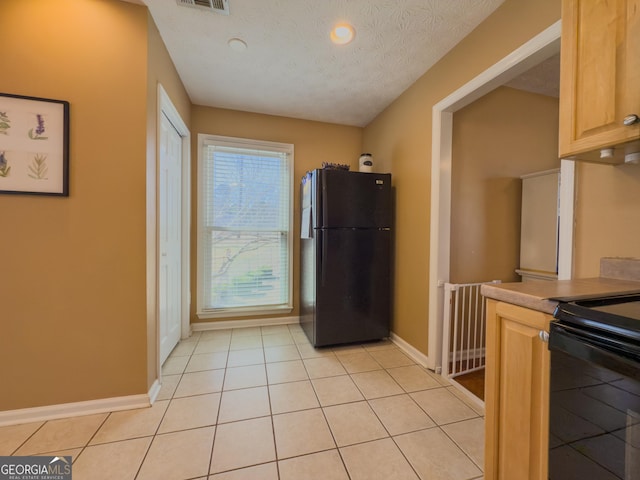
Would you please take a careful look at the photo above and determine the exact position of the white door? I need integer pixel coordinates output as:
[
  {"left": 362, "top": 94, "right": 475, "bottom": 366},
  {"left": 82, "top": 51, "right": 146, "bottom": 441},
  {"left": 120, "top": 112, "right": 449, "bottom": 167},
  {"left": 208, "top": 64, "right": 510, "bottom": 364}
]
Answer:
[{"left": 159, "top": 111, "right": 182, "bottom": 365}]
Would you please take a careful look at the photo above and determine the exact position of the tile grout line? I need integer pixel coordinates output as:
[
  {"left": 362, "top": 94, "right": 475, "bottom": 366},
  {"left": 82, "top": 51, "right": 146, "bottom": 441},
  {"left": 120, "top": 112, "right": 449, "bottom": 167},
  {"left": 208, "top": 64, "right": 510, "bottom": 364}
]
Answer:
[
  {"left": 134, "top": 333, "right": 194, "bottom": 480},
  {"left": 201, "top": 330, "right": 225, "bottom": 480},
  {"left": 352, "top": 353, "right": 428, "bottom": 480},
  {"left": 263, "top": 329, "right": 281, "bottom": 479},
  {"left": 6, "top": 326, "right": 485, "bottom": 479},
  {"left": 289, "top": 327, "right": 352, "bottom": 480},
  {"left": 438, "top": 422, "right": 485, "bottom": 472},
  {"left": 9, "top": 419, "right": 47, "bottom": 456}
]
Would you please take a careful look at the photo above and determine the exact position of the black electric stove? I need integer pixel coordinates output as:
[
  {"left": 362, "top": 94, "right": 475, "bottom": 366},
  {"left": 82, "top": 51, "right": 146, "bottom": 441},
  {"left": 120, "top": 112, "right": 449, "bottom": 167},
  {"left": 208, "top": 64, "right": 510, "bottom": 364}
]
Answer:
[{"left": 548, "top": 294, "right": 640, "bottom": 479}]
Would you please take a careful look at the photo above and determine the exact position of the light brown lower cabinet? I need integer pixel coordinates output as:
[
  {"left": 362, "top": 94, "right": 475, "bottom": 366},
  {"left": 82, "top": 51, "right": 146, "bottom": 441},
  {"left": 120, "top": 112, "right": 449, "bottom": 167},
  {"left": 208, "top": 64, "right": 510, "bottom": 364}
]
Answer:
[{"left": 484, "top": 299, "right": 551, "bottom": 480}]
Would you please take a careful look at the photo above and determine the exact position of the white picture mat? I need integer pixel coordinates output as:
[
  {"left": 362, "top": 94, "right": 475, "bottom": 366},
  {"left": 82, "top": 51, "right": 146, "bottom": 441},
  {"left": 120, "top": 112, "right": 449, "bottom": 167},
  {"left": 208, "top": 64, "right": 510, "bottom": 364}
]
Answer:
[{"left": 0, "top": 95, "right": 67, "bottom": 194}]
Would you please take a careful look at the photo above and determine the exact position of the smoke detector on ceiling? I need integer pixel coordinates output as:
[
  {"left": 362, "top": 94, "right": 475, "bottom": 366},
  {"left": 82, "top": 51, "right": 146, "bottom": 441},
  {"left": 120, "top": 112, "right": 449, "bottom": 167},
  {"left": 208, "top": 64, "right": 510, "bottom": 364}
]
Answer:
[{"left": 176, "top": 0, "right": 229, "bottom": 15}]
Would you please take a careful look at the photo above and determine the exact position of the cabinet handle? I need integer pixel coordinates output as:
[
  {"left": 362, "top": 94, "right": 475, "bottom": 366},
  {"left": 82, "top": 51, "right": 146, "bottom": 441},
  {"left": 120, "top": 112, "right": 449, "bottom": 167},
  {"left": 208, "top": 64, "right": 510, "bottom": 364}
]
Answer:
[
  {"left": 539, "top": 330, "right": 549, "bottom": 343},
  {"left": 623, "top": 114, "right": 640, "bottom": 126}
]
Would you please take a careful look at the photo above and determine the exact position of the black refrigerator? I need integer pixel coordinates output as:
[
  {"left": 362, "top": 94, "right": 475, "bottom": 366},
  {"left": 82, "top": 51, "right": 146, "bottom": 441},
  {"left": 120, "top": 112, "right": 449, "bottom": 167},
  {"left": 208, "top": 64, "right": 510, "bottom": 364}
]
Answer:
[{"left": 300, "top": 169, "right": 392, "bottom": 347}]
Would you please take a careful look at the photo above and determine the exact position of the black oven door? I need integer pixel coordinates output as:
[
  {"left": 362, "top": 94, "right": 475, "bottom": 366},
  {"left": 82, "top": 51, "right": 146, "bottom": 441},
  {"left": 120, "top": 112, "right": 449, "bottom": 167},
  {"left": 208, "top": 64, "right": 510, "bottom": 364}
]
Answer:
[{"left": 548, "top": 321, "right": 640, "bottom": 480}]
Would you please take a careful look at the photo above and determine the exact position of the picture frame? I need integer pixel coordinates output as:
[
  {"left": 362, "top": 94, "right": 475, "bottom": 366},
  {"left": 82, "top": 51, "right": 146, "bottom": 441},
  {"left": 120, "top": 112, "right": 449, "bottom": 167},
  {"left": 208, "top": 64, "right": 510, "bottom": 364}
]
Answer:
[{"left": 0, "top": 93, "right": 69, "bottom": 196}]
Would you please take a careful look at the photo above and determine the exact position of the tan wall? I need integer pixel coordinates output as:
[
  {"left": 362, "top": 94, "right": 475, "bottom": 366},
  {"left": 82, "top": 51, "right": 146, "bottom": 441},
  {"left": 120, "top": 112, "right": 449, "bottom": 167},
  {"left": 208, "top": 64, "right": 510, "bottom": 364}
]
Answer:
[
  {"left": 450, "top": 87, "right": 560, "bottom": 284},
  {"left": 190, "top": 106, "right": 364, "bottom": 323},
  {"left": 574, "top": 162, "right": 640, "bottom": 277},
  {"left": 146, "top": 13, "right": 191, "bottom": 388},
  {"left": 0, "top": 0, "right": 151, "bottom": 410},
  {"left": 362, "top": 0, "right": 561, "bottom": 355}
]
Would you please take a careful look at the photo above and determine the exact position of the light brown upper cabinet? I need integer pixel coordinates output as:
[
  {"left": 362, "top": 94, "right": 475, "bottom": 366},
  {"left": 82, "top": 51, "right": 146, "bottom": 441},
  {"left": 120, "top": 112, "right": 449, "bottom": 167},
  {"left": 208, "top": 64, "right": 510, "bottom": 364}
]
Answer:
[{"left": 559, "top": 0, "right": 640, "bottom": 163}]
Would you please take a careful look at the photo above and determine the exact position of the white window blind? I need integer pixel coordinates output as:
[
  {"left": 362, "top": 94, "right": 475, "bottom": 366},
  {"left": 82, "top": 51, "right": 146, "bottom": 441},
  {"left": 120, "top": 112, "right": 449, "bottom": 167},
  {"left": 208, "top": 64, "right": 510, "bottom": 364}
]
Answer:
[{"left": 197, "top": 135, "right": 293, "bottom": 317}]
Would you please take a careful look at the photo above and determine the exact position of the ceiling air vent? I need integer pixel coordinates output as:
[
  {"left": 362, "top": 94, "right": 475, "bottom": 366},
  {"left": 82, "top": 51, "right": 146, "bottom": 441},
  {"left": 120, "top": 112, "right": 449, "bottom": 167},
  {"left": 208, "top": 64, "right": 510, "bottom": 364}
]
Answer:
[{"left": 176, "top": 0, "right": 229, "bottom": 15}]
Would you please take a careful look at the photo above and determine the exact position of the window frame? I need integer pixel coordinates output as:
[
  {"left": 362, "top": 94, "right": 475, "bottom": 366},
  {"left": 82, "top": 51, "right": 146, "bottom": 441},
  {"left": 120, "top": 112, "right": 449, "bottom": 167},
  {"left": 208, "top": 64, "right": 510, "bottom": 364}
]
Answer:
[{"left": 196, "top": 133, "right": 294, "bottom": 319}]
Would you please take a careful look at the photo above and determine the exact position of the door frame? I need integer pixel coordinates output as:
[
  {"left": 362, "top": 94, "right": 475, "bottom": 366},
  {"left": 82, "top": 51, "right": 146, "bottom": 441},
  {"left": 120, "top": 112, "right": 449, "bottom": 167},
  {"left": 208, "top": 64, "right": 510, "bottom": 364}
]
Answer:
[
  {"left": 154, "top": 84, "right": 191, "bottom": 373},
  {"left": 427, "top": 21, "right": 573, "bottom": 372}
]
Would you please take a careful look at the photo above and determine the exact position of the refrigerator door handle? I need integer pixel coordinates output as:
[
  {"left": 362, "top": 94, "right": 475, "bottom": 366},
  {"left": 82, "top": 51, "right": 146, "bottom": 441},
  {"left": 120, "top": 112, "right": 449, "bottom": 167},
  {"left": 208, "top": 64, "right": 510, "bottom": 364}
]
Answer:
[{"left": 319, "top": 229, "right": 327, "bottom": 286}]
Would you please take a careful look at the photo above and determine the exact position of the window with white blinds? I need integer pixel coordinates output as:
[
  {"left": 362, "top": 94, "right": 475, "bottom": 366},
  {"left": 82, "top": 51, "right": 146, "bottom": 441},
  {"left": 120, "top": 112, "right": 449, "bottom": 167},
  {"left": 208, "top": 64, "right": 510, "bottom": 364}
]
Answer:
[{"left": 197, "top": 134, "right": 294, "bottom": 318}]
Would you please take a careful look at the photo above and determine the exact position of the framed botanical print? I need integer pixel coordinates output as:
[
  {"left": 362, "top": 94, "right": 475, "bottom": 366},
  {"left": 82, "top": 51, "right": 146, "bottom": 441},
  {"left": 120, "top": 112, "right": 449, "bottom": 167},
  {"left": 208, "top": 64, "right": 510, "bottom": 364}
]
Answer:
[{"left": 0, "top": 93, "right": 69, "bottom": 196}]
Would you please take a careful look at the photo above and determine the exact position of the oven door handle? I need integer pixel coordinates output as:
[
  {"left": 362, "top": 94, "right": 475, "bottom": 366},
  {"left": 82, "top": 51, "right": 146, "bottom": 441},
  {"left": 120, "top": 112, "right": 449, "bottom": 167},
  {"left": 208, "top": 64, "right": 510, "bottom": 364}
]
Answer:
[{"left": 549, "top": 323, "right": 640, "bottom": 381}]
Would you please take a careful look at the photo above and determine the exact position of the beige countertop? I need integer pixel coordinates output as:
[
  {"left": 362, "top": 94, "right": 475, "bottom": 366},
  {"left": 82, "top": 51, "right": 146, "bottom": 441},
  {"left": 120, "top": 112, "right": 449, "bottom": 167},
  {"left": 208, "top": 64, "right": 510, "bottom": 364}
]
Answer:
[{"left": 481, "top": 277, "right": 640, "bottom": 314}]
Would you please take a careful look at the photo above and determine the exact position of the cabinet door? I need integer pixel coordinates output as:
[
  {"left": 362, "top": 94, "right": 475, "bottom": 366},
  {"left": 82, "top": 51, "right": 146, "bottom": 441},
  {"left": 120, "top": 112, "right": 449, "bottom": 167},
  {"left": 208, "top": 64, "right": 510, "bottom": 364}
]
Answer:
[
  {"left": 485, "top": 300, "right": 551, "bottom": 480},
  {"left": 559, "top": 0, "right": 640, "bottom": 160}
]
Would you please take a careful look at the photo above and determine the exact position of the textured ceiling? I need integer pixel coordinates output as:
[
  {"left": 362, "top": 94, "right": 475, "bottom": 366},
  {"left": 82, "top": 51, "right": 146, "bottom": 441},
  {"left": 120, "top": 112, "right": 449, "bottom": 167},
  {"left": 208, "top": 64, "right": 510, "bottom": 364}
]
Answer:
[
  {"left": 505, "top": 53, "right": 560, "bottom": 98},
  {"left": 141, "top": 0, "right": 506, "bottom": 127}
]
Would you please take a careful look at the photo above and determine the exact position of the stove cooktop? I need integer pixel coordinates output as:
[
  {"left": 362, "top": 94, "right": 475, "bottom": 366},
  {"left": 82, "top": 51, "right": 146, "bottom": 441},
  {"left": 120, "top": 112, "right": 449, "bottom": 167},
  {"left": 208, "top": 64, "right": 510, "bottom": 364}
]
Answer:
[
  {"left": 554, "top": 294, "right": 640, "bottom": 343},
  {"left": 573, "top": 294, "right": 640, "bottom": 321}
]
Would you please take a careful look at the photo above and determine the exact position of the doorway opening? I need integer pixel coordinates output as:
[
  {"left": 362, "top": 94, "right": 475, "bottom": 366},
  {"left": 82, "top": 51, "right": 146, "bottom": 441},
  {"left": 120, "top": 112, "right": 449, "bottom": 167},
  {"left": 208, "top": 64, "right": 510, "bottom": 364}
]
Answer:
[{"left": 427, "top": 21, "right": 574, "bottom": 403}]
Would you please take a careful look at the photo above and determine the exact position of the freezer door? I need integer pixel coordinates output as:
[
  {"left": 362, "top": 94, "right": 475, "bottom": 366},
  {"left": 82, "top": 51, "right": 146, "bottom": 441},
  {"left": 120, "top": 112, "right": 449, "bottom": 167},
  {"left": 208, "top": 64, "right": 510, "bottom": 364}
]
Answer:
[
  {"left": 318, "top": 169, "right": 391, "bottom": 228},
  {"left": 314, "top": 228, "right": 391, "bottom": 346}
]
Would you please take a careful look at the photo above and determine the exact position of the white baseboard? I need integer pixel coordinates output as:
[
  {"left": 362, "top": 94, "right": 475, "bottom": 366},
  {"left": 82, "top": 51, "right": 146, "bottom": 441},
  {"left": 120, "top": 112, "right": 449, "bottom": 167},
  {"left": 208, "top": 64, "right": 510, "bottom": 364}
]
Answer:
[
  {"left": 1, "top": 324, "right": 426, "bottom": 427},
  {"left": 448, "top": 377, "right": 486, "bottom": 414},
  {"left": 390, "top": 332, "right": 430, "bottom": 369},
  {"left": 391, "top": 332, "right": 485, "bottom": 413},
  {"left": 0, "top": 393, "right": 152, "bottom": 428},
  {"left": 147, "top": 379, "right": 161, "bottom": 404},
  {"left": 191, "top": 315, "right": 300, "bottom": 332}
]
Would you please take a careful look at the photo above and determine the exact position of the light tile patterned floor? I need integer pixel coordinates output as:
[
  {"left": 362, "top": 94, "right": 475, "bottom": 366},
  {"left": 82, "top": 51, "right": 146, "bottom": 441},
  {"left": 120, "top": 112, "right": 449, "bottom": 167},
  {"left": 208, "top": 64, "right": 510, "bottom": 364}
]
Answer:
[{"left": 0, "top": 324, "right": 485, "bottom": 480}]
